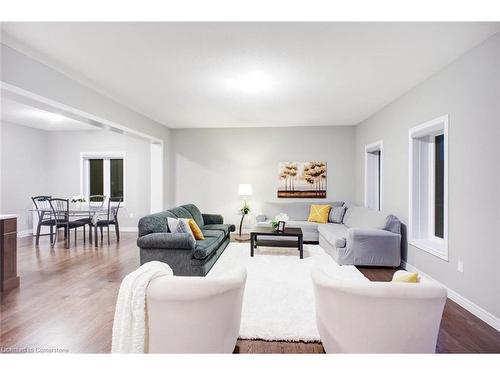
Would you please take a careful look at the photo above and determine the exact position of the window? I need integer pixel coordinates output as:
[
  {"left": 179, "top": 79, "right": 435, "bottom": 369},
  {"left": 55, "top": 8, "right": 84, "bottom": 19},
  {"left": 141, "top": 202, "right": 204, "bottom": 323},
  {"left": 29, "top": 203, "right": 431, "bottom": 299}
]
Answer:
[
  {"left": 81, "top": 152, "right": 125, "bottom": 203},
  {"left": 409, "top": 115, "right": 448, "bottom": 260},
  {"left": 434, "top": 134, "right": 445, "bottom": 238},
  {"left": 365, "top": 140, "right": 383, "bottom": 211},
  {"left": 89, "top": 159, "right": 104, "bottom": 196}
]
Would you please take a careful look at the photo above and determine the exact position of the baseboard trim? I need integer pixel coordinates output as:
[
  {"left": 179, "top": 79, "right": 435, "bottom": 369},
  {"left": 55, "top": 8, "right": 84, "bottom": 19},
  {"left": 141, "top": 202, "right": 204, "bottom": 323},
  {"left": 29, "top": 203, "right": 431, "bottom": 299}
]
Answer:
[
  {"left": 17, "top": 229, "right": 33, "bottom": 238},
  {"left": 401, "top": 260, "right": 500, "bottom": 332}
]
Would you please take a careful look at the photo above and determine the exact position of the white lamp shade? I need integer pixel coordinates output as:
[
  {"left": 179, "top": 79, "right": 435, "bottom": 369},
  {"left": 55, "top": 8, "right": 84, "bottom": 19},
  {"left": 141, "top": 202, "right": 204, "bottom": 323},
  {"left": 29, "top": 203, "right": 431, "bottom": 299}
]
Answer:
[{"left": 238, "top": 184, "right": 253, "bottom": 197}]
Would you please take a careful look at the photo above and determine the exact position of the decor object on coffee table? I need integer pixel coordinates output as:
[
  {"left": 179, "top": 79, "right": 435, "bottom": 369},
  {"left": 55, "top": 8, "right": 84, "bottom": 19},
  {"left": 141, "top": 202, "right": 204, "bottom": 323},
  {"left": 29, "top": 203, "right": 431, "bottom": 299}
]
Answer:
[
  {"left": 236, "top": 184, "right": 252, "bottom": 241},
  {"left": 271, "top": 212, "right": 289, "bottom": 230},
  {"left": 277, "top": 221, "right": 286, "bottom": 232},
  {"left": 278, "top": 161, "right": 327, "bottom": 198}
]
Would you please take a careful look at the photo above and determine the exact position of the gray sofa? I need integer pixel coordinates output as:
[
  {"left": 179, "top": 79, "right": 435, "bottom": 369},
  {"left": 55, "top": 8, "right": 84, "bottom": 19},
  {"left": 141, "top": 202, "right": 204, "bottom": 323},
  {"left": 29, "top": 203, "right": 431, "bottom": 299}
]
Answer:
[
  {"left": 256, "top": 202, "right": 401, "bottom": 267},
  {"left": 137, "top": 204, "right": 235, "bottom": 276}
]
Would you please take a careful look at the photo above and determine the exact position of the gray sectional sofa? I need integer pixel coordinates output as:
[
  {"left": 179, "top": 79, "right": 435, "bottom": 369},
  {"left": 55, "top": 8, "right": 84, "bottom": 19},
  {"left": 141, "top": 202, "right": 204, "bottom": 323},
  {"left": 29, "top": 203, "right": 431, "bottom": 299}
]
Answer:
[
  {"left": 256, "top": 202, "right": 402, "bottom": 267},
  {"left": 137, "top": 204, "right": 235, "bottom": 276}
]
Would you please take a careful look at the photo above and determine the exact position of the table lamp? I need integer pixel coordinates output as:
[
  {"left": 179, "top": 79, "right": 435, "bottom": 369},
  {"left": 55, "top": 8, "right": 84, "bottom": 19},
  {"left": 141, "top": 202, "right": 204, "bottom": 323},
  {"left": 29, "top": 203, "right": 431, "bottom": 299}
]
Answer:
[{"left": 237, "top": 184, "right": 252, "bottom": 241}]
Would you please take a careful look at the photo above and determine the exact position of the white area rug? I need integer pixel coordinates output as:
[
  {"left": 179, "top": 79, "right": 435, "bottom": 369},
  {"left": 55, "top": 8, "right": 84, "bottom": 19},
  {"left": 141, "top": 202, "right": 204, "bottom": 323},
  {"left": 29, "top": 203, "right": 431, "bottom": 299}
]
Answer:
[{"left": 208, "top": 242, "right": 367, "bottom": 342}]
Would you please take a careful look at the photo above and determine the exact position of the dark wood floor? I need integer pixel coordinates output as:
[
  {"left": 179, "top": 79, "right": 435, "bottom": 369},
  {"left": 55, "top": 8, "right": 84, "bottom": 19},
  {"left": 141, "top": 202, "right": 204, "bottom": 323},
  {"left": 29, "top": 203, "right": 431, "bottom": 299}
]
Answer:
[{"left": 1, "top": 234, "right": 499, "bottom": 353}]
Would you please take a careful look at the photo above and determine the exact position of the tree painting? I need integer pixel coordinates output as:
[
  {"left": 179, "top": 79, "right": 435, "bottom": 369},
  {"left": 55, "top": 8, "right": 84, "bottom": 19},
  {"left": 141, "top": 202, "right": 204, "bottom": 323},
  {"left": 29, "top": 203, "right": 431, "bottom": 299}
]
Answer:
[{"left": 277, "top": 161, "right": 327, "bottom": 198}]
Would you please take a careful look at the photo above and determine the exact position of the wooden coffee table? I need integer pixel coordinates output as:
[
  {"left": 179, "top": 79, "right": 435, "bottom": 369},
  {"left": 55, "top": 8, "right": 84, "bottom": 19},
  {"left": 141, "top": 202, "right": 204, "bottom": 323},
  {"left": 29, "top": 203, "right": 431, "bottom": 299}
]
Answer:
[{"left": 250, "top": 227, "right": 304, "bottom": 259}]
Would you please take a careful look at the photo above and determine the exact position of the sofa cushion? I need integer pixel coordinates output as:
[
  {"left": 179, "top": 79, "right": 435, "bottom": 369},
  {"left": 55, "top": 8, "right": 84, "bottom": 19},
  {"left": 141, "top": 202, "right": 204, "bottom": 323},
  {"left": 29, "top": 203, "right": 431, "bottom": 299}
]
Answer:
[
  {"left": 167, "top": 217, "right": 194, "bottom": 238},
  {"left": 392, "top": 270, "right": 419, "bottom": 283},
  {"left": 318, "top": 223, "right": 348, "bottom": 248},
  {"left": 188, "top": 219, "right": 205, "bottom": 240},
  {"left": 201, "top": 229, "right": 225, "bottom": 241},
  {"left": 138, "top": 210, "right": 177, "bottom": 237},
  {"left": 384, "top": 214, "right": 401, "bottom": 234},
  {"left": 181, "top": 204, "right": 204, "bottom": 227},
  {"left": 202, "top": 224, "right": 235, "bottom": 236},
  {"left": 329, "top": 206, "right": 347, "bottom": 224},
  {"left": 307, "top": 204, "right": 331, "bottom": 223},
  {"left": 193, "top": 237, "right": 220, "bottom": 260},
  {"left": 169, "top": 206, "right": 194, "bottom": 221},
  {"left": 287, "top": 220, "right": 319, "bottom": 233},
  {"left": 259, "top": 201, "right": 344, "bottom": 221},
  {"left": 343, "top": 206, "right": 388, "bottom": 229}
]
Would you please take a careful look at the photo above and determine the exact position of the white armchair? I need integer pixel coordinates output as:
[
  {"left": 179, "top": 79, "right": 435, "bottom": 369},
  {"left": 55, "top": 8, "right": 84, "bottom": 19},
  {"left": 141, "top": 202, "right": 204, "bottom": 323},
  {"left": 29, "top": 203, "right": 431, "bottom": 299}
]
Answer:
[
  {"left": 146, "top": 268, "right": 247, "bottom": 353},
  {"left": 311, "top": 268, "right": 447, "bottom": 353}
]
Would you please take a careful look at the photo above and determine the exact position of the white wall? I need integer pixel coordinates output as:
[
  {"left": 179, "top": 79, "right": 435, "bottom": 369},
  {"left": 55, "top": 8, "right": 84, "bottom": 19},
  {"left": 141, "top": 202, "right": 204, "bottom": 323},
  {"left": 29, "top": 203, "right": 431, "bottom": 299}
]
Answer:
[
  {"left": 354, "top": 33, "right": 500, "bottom": 318},
  {"left": 0, "top": 121, "right": 50, "bottom": 232},
  {"left": 1, "top": 43, "right": 172, "bottom": 208},
  {"left": 171, "top": 126, "right": 356, "bottom": 227},
  {"left": 0, "top": 123, "right": 152, "bottom": 231},
  {"left": 47, "top": 130, "right": 151, "bottom": 228}
]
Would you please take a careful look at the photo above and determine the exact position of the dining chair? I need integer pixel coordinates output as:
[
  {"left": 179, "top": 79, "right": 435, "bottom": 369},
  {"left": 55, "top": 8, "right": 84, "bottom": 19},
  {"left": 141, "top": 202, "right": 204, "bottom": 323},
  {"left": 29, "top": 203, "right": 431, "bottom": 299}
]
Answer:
[
  {"left": 76, "top": 195, "right": 106, "bottom": 242},
  {"left": 31, "top": 195, "right": 55, "bottom": 245},
  {"left": 48, "top": 198, "right": 87, "bottom": 248},
  {"left": 90, "top": 197, "right": 122, "bottom": 245}
]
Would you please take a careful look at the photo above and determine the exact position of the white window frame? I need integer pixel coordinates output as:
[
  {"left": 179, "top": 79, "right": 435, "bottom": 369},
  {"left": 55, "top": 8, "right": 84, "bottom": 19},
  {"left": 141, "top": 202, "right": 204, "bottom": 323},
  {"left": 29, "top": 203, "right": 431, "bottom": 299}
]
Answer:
[
  {"left": 80, "top": 152, "right": 127, "bottom": 206},
  {"left": 408, "top": 115, "right": 448, "bottom": 261},
  {"left": 364, "top": 140, "right": 383, "bottom": 211}
]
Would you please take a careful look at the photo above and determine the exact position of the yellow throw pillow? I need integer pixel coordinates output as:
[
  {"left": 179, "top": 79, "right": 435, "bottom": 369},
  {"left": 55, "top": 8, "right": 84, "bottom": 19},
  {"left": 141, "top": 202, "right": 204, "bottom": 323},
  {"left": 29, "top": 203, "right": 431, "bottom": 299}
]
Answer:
[
  {"left": 307, "top": 204, "right": 331, "bottom": 224},
  {"left": 188, "top": 219, "right": 205, "bottom": 240},
  {"left": 392, "top": 271, "right": 419, "bottom": 283}
]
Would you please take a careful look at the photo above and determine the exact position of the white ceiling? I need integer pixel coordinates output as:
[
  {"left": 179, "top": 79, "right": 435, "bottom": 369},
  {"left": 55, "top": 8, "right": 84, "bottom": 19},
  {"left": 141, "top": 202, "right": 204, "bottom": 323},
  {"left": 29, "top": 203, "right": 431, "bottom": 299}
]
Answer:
[
  {"left": 1, "top": 98, "right": 100, "bottom": 131},
  {"left": 2, "top": 22, "right": 499, "bottom": 128}
]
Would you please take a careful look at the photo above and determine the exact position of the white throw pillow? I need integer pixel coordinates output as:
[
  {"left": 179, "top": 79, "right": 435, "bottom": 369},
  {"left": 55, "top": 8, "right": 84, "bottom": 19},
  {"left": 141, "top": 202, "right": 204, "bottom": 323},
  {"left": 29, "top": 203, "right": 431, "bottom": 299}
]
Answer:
[{"left": 167, "top": 217, "right": 194, "bottom": 239}]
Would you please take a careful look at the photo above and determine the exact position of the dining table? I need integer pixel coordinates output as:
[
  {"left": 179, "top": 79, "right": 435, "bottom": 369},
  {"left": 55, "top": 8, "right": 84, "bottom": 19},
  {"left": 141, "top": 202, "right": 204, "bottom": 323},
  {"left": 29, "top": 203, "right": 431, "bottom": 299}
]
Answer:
[{"left": 31, "top": 205, "right": 111, "bottom": 247}]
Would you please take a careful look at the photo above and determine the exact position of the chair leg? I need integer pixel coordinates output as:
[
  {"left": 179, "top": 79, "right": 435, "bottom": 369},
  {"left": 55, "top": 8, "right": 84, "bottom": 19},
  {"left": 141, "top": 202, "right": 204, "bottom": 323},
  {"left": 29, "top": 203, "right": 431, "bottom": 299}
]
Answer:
[
  {"left": 35, "top": 223, "right": 41, "bottom": 245},
  {"left": 89, "top": 225, "right": 92, "bottom": 242},
  {"left": 100, "top": 227, "right": 103, "bottom": 244},
  {"left": 83, "top": 226, "right": 86, "bottom": 245},
  {"left": 107, "top": 226, "right": 110, "bottom": 245},
  {"left": 66, "top": 224, "right": 70, "bottom": 249},
  {"left": 74, "top": 228, "right": 77, "bottom": 243},
  {"left": 115, "top": 222, "right": 120, "bottom": 242},
  {"left": 51, "top": 226, "right": 57, "bottom": 248}
]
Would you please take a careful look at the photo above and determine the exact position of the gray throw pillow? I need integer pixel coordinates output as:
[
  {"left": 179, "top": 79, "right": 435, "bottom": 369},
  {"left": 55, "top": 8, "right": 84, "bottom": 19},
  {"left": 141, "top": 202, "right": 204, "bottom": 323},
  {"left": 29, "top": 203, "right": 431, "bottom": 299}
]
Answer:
[
  {"left": 384, "top": 214, "right": 401, "bottom": 234},
  {"left": 329, "top": 206, "right": 347, "bottom": 224}
]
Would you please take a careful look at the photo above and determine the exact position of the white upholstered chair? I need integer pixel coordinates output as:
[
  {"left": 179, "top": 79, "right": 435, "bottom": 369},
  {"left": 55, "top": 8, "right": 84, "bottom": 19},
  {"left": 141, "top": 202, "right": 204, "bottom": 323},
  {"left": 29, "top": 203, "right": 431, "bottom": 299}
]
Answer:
[
  {"left": 146, "top": 268, "right": 246, "bottom": 353},
  {"left": 311, "top": 267, "right": 447, "bottom": 353}
]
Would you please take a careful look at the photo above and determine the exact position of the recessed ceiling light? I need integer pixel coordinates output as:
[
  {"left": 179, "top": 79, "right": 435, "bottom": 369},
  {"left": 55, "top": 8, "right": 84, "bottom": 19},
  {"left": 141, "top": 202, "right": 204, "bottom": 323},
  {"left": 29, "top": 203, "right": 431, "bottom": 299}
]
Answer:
[{"left": 227, "top": 71, "right": 272, "bottom": 94}]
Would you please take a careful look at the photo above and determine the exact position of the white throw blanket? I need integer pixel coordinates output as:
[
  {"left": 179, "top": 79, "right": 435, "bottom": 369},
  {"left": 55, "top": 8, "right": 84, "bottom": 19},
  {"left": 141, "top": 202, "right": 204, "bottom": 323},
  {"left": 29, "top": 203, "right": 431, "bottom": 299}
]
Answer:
[{"left": 111, "top": 261, "right": 173, "bottom": 353}]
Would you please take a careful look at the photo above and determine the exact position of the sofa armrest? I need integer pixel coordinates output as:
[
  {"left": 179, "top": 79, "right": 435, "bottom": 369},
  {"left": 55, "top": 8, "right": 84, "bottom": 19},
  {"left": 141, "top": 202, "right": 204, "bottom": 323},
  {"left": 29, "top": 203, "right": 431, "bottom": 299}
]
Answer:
[
  {"left": 202, "top": 213, "right": 224, "bottom": 225},
  {"left": 347, "top": 228, "right": 401, "bottom": 266},
  {"left": 137, "top": 232, "right": 195, "bottom": 250},
  {"left": 348, "top": 227, "right": 401, "bottom": 241}
]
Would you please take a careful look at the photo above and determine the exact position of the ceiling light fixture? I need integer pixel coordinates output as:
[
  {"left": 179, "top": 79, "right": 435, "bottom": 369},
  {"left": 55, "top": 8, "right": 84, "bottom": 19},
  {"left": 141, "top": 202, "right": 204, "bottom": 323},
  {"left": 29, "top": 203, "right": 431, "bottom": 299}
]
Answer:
[{"left": 227, "top": 71, "right": 272, "bottom": 94}]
